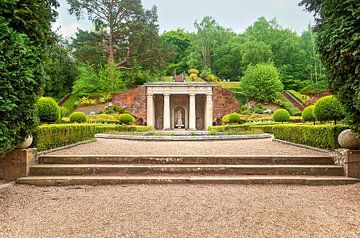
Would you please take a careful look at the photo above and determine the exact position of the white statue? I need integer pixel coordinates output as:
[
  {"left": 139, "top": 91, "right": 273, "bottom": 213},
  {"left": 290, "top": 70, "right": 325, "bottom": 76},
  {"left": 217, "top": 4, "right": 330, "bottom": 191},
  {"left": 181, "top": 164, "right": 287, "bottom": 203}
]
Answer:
[{"left": 176, "top": 110, "right": 184, "bottom": 127}]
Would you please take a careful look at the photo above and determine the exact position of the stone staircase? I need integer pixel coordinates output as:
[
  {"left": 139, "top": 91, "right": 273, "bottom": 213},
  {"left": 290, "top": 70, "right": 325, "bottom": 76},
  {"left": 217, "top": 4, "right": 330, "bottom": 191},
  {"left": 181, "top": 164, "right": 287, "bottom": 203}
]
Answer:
[{"left": 17, "top": 155, "right": 359, "bottom": 186}]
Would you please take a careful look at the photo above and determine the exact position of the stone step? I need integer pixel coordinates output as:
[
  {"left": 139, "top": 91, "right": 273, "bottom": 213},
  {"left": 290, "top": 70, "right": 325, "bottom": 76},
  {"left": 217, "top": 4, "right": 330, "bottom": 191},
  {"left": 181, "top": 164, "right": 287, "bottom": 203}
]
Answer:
[
  {"left": 38, "top": 155, "right": 335, "bottom": 165},
  {"left": 17, "top": 175, "right": 360, "bottom": 186},
  {"left": 29, "top": 164, "right": 344, "bottom": 176}
]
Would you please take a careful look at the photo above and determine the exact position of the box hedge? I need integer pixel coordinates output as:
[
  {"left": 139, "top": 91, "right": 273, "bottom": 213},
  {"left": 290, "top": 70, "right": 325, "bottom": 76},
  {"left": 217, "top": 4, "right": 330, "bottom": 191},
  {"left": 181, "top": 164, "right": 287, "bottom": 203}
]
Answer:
[
  {"left": 273, "top": 124, "right": 347, "bottom": 149},
  {"left": 34, "top": 124, "right": 151, "bottom": 151},
  {"left": 209, "top": 123, "right": 278, "bottom": 134}
]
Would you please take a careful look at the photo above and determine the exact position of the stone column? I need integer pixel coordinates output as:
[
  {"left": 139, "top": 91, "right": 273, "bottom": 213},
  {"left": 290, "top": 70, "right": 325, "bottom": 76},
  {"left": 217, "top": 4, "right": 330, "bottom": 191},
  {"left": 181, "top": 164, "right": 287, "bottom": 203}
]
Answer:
[
  {"left": 147, "top": 94, "right": 155, "bottom": 128},
  {"left": 163, "top": 93, "right": 171, "bottom": 130},
  {"left": 205, "top": 94, "right": 213, "bottom": 129},
  {"left": 189, "top": 93, "right": 196, "bottom": 130}
]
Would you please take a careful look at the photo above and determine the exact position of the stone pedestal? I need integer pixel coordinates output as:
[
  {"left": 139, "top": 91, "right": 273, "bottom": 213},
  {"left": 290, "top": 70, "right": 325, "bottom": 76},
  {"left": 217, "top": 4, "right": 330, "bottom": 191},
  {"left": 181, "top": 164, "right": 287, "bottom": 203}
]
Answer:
[
  {"left": 3, "top": 148, "right": 37, "bottom": 181},
  {"left": 345, "top": 150, "right": 360, "bottom": 178}
]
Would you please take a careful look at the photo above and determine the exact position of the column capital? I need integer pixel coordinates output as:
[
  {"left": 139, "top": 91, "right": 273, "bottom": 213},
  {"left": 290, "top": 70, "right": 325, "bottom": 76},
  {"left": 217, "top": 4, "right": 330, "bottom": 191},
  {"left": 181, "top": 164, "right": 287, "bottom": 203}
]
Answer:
[
  {"left": 206, "top": 93, "right": 213, "bottom": 97},
  {"left": 147, "top": 93, "right": 154, "bottom": 97},
  {"left": 163, "top": 93, "right": 171, "bottom": 97},
  {"left": 189, "top": 93, "right": 196, "bottom": 97}
]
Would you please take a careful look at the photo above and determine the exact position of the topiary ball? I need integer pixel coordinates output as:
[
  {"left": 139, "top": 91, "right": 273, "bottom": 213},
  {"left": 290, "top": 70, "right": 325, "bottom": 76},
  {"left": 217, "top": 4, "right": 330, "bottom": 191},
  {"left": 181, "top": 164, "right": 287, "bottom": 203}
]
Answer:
[
  {"left": 119, "top": 113, "right": 136, "bottom": 125},
  {"left": 37, "top": 97, "right": 61, "bottom": 123},
  {"left": 70, "top": 112, "right": 86, "bottom": 123},
  {"left": 302, "top": 106, "right": 316, "bottom": 122},
  {"left": 273, "top": 109, "right": 290, "bottom": 122},
  {"left": 314, "top": 96, "right": 346, "bottom": 123},
  {"left": 222, "top": 112, "right": 241, "bottom": 124}
]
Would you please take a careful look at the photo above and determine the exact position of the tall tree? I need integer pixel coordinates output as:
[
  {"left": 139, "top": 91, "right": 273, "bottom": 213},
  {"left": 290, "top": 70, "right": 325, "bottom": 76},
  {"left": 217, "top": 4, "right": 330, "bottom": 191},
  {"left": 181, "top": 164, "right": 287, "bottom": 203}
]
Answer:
[
  {"left": 0, "top": 0, "right": 58, "bottom": 154},
  {"left": 300, "top": 0, "right": 360, "bottom": 131},
  {"left": 67, "top": 0, "right": 161, "bottom": 70}
]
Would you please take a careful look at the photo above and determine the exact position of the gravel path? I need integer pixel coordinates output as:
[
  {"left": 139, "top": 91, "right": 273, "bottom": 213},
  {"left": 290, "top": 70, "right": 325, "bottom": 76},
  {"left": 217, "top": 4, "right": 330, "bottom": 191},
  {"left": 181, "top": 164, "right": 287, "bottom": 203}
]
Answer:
[
  {"left": 1, "top": 184, "right": 360, "bottom": 238},
  {"left": 48, "top": 138, "right": 326, "bottom": 156}
]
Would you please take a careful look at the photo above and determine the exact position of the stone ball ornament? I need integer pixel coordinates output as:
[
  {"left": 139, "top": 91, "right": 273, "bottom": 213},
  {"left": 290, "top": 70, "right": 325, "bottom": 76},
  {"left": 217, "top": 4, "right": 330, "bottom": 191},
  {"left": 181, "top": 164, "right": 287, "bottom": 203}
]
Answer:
[
  {"left": 338, "top": 129, "right": 360, "bottom": 150},
  {"left": 16, "top": 135, "right": 33, "bottom": 149}
]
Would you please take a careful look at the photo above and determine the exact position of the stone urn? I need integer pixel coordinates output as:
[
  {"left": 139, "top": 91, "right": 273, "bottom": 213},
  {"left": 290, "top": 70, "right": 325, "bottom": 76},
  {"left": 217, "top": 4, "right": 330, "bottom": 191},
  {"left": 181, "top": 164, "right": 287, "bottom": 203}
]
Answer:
[
  {"left": 16, "top": 135, "right": 33, "bottom": 149},
  {"left": 338, "top": 129, "right": 360, "bottom": 149}
]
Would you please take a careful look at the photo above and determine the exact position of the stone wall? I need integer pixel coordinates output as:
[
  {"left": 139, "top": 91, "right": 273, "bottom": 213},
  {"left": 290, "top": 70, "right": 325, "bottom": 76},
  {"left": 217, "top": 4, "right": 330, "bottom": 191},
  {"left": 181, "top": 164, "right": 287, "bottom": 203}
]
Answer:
[
  {"left": 112, "top": 86, "right": 147, "bottom": 124},
  {"left": 213, "top": 86, "right": 241, "bottom": 124}
]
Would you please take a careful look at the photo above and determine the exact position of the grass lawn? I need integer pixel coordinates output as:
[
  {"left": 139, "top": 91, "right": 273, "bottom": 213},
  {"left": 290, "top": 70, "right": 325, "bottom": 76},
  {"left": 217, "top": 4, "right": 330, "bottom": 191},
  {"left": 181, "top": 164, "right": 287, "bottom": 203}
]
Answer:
[{"left": 216, "top": 81, "right": 240, "bottom": 89}]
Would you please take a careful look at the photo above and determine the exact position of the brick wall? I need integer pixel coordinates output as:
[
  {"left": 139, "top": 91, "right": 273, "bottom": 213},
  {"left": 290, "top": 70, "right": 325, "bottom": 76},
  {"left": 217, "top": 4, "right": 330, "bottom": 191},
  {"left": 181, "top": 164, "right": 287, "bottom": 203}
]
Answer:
[
  {"left": 213, "top": 86, "right": 241, "bottom": 123},
  {"left": 112, "top": 86, "right": 147, "bottom": 123}
]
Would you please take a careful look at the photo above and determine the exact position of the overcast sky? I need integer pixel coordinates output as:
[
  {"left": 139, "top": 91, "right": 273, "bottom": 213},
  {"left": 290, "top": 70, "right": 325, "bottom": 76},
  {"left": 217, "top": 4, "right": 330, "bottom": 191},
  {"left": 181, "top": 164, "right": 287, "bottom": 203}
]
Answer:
[{"left": 53, "top": 0, "right": 314, "bottom": 38}]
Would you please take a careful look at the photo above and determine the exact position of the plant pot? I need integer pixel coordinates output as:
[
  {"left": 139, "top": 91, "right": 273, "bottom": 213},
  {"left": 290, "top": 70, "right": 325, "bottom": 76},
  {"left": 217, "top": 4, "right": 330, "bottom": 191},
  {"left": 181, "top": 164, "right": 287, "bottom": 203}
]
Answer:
[
  {"left": 338, "top": 129, "right": 360, "bottom": 149},
  {"left": 16, "top": 135, "right": 33, "bottom": 149}
]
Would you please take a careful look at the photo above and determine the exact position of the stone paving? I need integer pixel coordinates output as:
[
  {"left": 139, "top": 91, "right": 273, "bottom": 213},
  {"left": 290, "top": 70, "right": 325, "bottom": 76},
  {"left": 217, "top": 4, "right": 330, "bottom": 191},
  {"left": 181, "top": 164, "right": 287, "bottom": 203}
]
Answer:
[
  {"left": 48, "top": 138, "right": 326, "bottom": 156},
  {"left": 1, "top": 184, "right": 360, "bottom": 238}
]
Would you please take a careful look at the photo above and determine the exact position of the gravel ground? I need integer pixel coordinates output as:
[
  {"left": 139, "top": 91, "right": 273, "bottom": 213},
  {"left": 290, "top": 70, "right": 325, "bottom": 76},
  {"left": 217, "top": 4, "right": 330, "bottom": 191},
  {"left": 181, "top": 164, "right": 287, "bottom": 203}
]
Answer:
[
  {"left": 1, "top": 184, "right": 360, "bottom": 238},
  {"left": 48, "top": 138, "right": 326, "bottom": 156}
]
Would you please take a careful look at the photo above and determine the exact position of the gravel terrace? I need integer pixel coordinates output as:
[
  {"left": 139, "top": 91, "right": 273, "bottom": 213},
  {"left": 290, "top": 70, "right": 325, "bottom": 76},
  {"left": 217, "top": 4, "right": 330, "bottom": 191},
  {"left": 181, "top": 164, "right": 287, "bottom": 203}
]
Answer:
[
  {"left": 48, "top": 138, "right": 326, "bottom": 156},
  {"left": 1, "top": 184, "right": 360, "bottom": 238}
]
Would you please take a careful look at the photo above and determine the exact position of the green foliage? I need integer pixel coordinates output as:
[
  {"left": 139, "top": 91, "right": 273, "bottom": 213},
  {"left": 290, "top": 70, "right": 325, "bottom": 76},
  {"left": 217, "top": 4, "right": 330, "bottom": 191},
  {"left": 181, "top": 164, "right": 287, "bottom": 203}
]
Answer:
[
  {"left": 99, "top": 104, "right": 128, "bottom": 115},
  {"left": 70, "top": 112, "right": 86, "bottom": 123},
  {"left": 276, "top": 94, "right": 301, "bottom": 115},
  {"left": 302, "top": 106, "right": 316, "bottom": 122},
  {"left": 34, "top": 124, "right": 151, "bottom": 151},
  {"left": 240, "top": 64, "right": 283, "bottom": 103},
  {"left": 0, "top": 0, "right": 58, "bottom": 154},
  {"left": 300, "top": 0, "right": 360, "bottom": 132},
  {"left": 240, "top": 41, "right": 273, "bottom": 67},
  {"left": 36, "top": 97, "right": 61, "bottom": 123},
  {"left": 61, "top": 95, "right": 79, "bottom": 115},
  {"left": 86, "top": 114, "right": 120, "bottom": 124},
  {"left": 73, "top": 63, "right": 125, "bottom": 97},
  {"left": 273, "top": 109, "right": 290, "bottom": 122},
  {"left": 188, "top": 69, "right": 199, "bottom": 75},
  {"left": 119, "top": 113, "right": 136, "bottom": 125},
  {"left": 222, "top": 113, "right": 242, "bottom": 124},
  {"left": 273, "top": 124, "right": 347, "bottom": 149},
  {"left": 79, "top": 97, "right": 97, "bottom": 106},
  {"left": 60, "top": 107, "right": 71, "bottom": 117},
  {"left": 314, "top": 96, "right": 346, "bottom": 124}
]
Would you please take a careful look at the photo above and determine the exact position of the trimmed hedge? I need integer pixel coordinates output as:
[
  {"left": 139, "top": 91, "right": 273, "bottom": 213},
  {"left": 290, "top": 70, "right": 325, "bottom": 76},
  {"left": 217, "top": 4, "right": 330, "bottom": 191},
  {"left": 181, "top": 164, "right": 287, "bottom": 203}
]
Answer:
[
  {"left": 314, "top": 96, "right": 345, "bottom": 124},
  {"left": 222, "top": 112, "right": 242, "bottom": 124},
  {"left": 34, "top": 124, "right": 151, "bottom": 151},
  {"left": 302, "top": 106, "right": 316, "bottom": 122},
  {"left": 209, "top": 123, "right": 278, "bottom": 134},
  {"left": 119, "top": 113, "right": 136, "bottom": 125},
  {"left": 287, "top": 90, "right": 309, "bottom": 105},
  {"left": 86, "top": 114, "right": 120, "bottom": 124},
  {"left": 273, "top": 124, "right": 347, "bottom": 149}
]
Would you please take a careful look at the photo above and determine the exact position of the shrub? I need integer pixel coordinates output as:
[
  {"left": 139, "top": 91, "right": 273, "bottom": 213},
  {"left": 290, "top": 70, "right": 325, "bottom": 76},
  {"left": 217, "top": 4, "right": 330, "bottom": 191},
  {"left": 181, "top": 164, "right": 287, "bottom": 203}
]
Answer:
[
  {"left": 240, "top": 64, "right": 283, "bottom": 103},
  {"left": 222, "top": 113, "right": 242, "bottom": 124},
  {"left": 273, "top": 109, "right": 290, "bottom": 123},
  {"left": 60, "top": 106, "right": 71, "bottom": 117},
  {"left": 314, "top": 96, "right": 346, "bottom": 124},
  {"left": 70, "top": 112, "right": 86, "bottom": 123},
  {"left": 209, "top": 123, "right": 276, "bottom": 134},
  {"left": 302, "top": 106, "right": 316, "bottom": 123},
  {"left": 273, "top": 124, "right": 347, "bottom": 149},
  {"left": 119, "top": 113, "right": 136, "bottom": 125},
  {"left": 37, "top": 97, "right": 61, "bottom": 123},
  {"left": 79, "top": 97, "right": 97, "bottom": 106},
  {"left": 205, "top": 74, "right": 219, "bottom": 82},
  {"left": 34, "top": 124, "right": 152, "bottom": 151},
  {"left": 188, "top": 68, "right": 199, "bottom": 75}
]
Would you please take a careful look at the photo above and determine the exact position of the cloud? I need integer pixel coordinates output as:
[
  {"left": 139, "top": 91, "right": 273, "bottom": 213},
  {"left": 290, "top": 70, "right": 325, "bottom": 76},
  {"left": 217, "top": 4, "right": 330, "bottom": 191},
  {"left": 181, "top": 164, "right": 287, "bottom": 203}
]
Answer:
[{"left": 53, "top": 22, "right": 80, "bottom": 38}]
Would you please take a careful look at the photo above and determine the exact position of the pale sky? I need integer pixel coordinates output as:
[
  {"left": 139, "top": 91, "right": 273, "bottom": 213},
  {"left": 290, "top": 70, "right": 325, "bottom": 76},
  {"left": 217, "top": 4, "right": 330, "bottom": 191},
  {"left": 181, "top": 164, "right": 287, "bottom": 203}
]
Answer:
[{"left": 53, "top": 0, "right": 314, "bottom": 38}]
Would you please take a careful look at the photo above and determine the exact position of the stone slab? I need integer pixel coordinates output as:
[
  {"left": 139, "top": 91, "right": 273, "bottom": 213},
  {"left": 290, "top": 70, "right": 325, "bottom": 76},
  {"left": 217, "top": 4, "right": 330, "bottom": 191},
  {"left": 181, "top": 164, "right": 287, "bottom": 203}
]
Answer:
[
  {"left": 3, "top": 148, "right": 37, "bottom": 180},
  {"left": 17, "top": 175, "right": 359, "bottom": 186}
]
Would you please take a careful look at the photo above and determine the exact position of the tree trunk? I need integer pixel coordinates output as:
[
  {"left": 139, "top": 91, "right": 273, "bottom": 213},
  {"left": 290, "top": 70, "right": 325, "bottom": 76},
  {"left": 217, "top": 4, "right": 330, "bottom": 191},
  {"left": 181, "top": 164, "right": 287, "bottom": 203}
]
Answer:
[{"left": 108, "top": 28, "right": 115, "bottom": 62}]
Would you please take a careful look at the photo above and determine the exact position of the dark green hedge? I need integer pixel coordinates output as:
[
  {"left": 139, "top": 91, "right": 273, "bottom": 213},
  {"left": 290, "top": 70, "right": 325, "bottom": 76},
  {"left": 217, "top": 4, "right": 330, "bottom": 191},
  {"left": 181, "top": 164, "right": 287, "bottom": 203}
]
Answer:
[
  {"left": 273, "top": 124, "right": 347, "bottom": 149},
  {"left": 209, "top": 123, "right": 277, "bottom": 134},
  {"left": 34, "top": 124, "right": 151, "bottom": 151}
]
